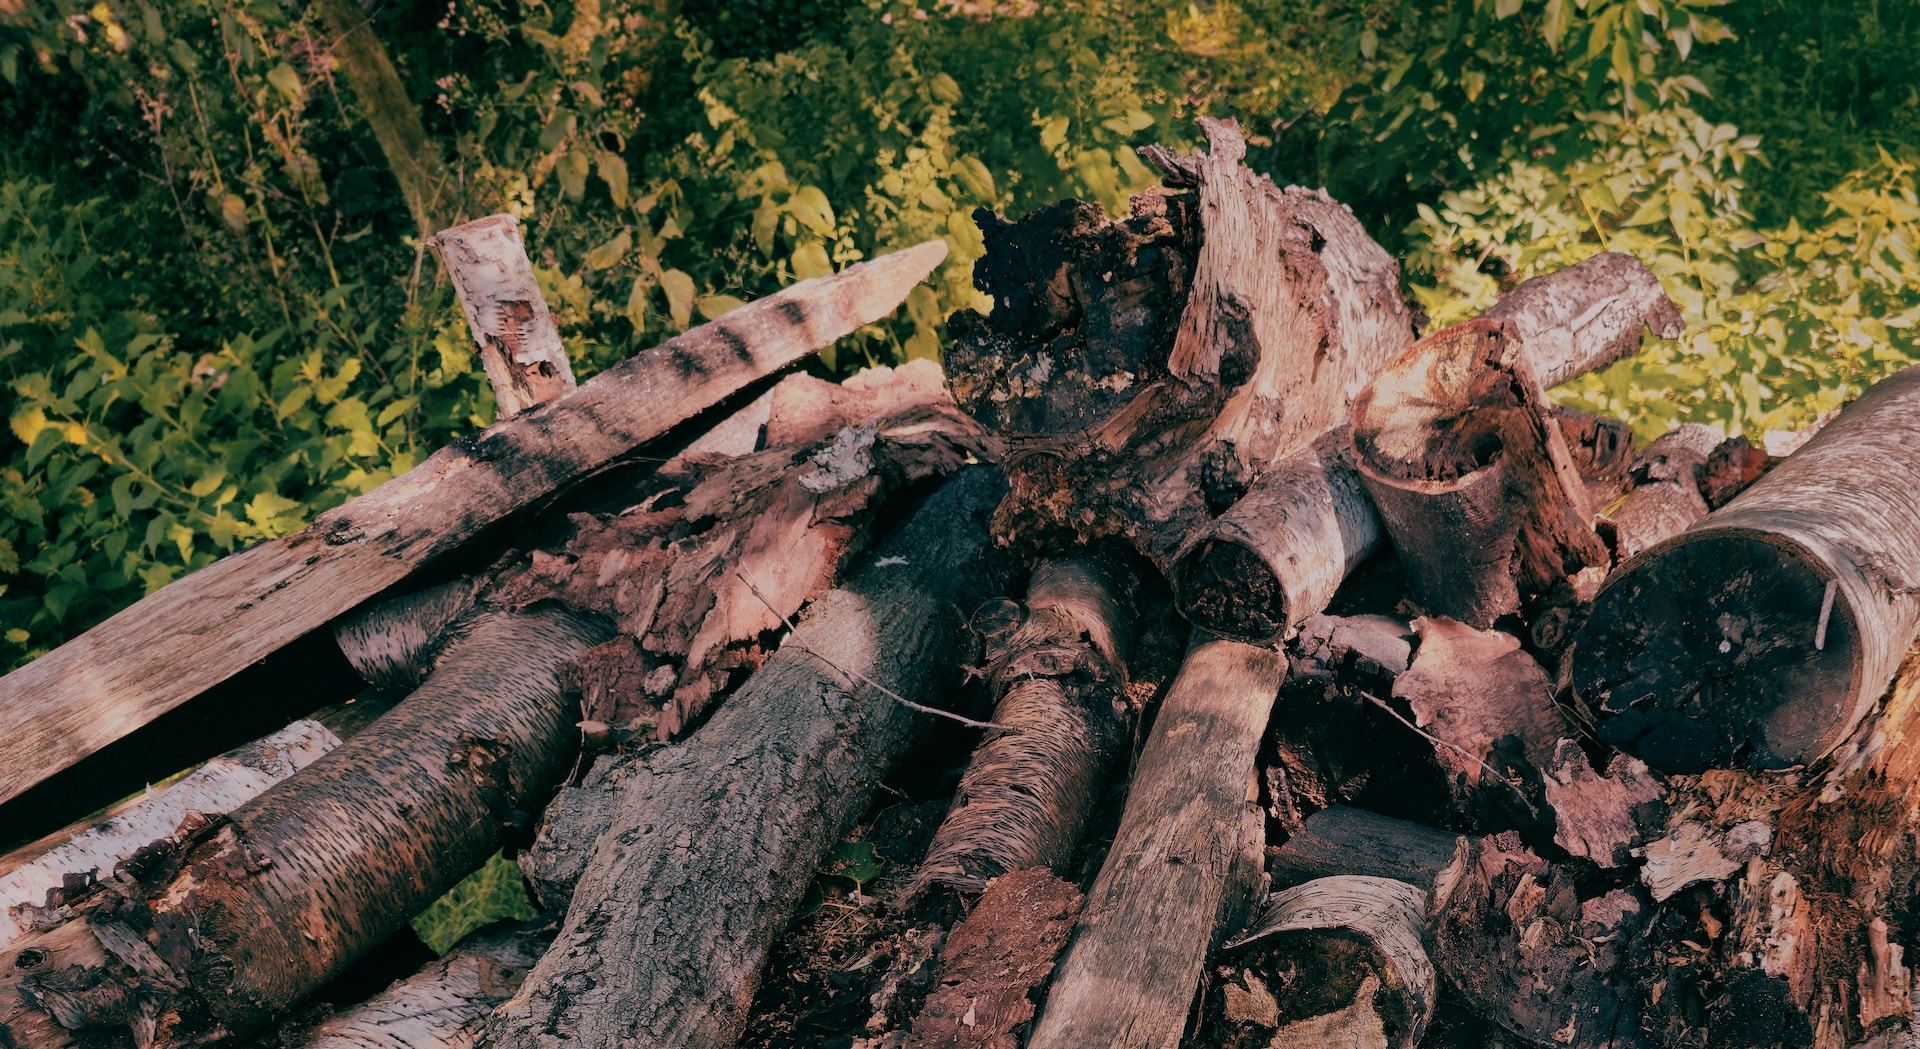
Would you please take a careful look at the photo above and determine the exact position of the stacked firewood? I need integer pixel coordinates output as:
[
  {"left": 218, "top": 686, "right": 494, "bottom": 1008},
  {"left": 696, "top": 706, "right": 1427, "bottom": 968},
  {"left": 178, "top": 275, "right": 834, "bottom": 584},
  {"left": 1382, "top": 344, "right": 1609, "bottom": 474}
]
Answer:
[{"left": 2, "top": 119, "right": 1919, "bottom": 1049}]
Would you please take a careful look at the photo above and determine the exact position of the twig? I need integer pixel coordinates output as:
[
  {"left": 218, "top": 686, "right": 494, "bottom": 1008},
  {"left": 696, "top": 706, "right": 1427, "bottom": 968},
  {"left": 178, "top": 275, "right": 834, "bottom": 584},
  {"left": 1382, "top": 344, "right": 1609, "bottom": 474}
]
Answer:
[
  {"left": 734, "top": 570, "right": 1010, "bottom": 731},
  {"left": 1358, "top": 689, "right": 1539, "bottom": 816}
]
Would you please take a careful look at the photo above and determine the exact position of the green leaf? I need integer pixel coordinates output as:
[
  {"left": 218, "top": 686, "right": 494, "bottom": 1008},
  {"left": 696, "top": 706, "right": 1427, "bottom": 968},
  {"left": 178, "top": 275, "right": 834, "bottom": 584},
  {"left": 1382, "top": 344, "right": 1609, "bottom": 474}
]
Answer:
[
  {"left": 584, "top": 229, "right": 632, "bottom": 270},
  {"left": 792, "top": 241, "right": 833, "bottom": 280},
  {"left": 930, "top": 73, "right": 962, "bottom": 104},
  {"left": 788, "top": 186, "right": 835, "bottom": 236},
  {"left": 1610, "top": 33, "right": 1635, "bottom": 88},
  {"left": 188, "top": 468, "right": 226, "bottom": 498},
  {"left": 245, "top": 491, "right": 301, "bottom": 529},
  {"left": 598, "top": 151, "right": 630, "bottom": 208},
  {"left": 265, "top": 64, "right": 303, "bottom": 104},
  {"left": 1542, "top": 0, "right": 1569, "bottom": 49},
  {"left": 660, "top": 269, "right": 696, "bottom": 329},
  {"left": 1039, "top": 115, "right": 1069, "bottom": 151},
  {"left": 695, "top": 294, "right": 747, "bottom": 321}
]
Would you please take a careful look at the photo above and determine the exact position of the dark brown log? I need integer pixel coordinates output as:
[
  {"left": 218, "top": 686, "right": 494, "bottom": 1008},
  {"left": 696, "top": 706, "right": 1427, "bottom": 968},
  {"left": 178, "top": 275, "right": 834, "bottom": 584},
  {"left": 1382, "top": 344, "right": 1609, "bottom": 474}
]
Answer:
[
  {"left": 1699, "top": 433, "right": 1773, "bottom": 508},
  {"left": 0, "top": 606, "right": 609, "bottom": 1048},
  {"left": 0, "top": 241, "right": 949, "bottom": 810},
  {"left": 482, "top": 469, "right": 1014, "bottom": 1049},
  {"left": 1026, "top": 639, "right": 1286, "bottom": 1049},
  {"left": 431, "top": 214, "right": 578, "bottom": 417},
  {"left": 1351, "top": 253, "right": 1682, "bottom": 627},
  {"left": 897, "top": 869, "right": 1082, "bottom": 1049},
  {"left": 1574, "top": 363, "right": 1920, "bottom": 771},
  {"left": 1554, "top": 407, "right": 1636, "bottom": 509},
  {"left": 946, "top": 119, "right": 1415, "bottom": 571},
  {"left": 1205, "top": 876, "right": 1436, "bottom": 1049},
  {"left": 910, "top": 554, "right": 1138, "bottom": 896},
  {"left": 1598, "top": 422, "right": 1720, "bottom": 560},
  {"left": 1267, "top": 807, "right": 1462, "bottom": 892}
]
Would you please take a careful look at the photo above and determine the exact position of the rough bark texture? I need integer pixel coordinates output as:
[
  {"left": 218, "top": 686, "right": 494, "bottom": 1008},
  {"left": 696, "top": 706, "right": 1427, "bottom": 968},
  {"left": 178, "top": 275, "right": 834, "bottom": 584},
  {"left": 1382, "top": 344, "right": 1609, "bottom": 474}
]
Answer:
[
  {"left": 0, "top": 606, "right": 608, "bottom": 1048},
  {"left": 0, "top": 239, "right": 947, "bottom": 809},
  {"left": 432, "top": 215, "right": 578, "bottom": 417},
  {"left": 1598, "top": 422, "right": 1721, "bottom": 560},
  {"left": 1351, "top": 253, "right": 1681, "bottom": 627},
  {"left": 1207, "top": 876, "right": 1436, "bottom": 1049},
  {"left": 1266, "top": 807, "right": 1463, "bottom": 893},
  {"left": 946, "top": 118, "right": 1415, "bottom": 571},
  {"left": 1026, "top": 640, "right": 1286, "bottom": 1049},
  {"left": 897, "top": 869, "right": 1082, "bottom": 1049},
  {"left": 297, "top": 922, "right": 548, "bottom": 1049},
  {"left": 910, "top": 554, "right": 1138, "bottom": 896},
  {"left": 487, "top": 360, "right": 987, "bottom": 739},
  {"left": 481, "top": 469, "right": 1014, "bottom": 1049},
  {"left": 1575, "top": 363, "right": 1920, "bottom": 771},
  {"left": 0, "top": 721, "right": 340, "bottom": 951}
]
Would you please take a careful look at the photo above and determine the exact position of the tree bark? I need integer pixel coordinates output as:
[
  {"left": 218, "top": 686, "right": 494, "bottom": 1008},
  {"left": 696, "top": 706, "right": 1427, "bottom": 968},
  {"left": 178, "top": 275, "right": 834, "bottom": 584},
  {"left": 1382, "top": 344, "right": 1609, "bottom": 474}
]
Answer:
[
  {"left": 313, "top": 0, "right": 452, "bottom": 236},
  {"left": 0, "top": 240, "right": 947, "bottom": 809},
  {"left": 897, "top": 869, "right": 1083, "bottom": 1049},
  {"left": 1266, "top": 806, "right": 1463, "bottom": 893},
  {"left": 0, "top": 606, "right": 609, "bottom": 1048},
  {"left": 1574, "top": 363, "right": 1920, "bottom": 771},
  {"left": 1350, "top": 253, "right": 1681, "bottom": 628},
  {"left": 1026, "top": 639, "right": 1286, "bottom": 1049},
  {"left": 1206, "top": 876, "right": 1436, "bottom": 1049},
  {"left": 431, "top": 215, "right": 578, "bottom": 417},
  {"left": 481, "top": 468, "right": 1014, "bottom": 1049},
  {"left": 1597, "top": 422, "right": 1720, "bottom": 560},
  {"left": 295, "top": 923, "right": 548, "bottom": 1049},
  {"left": 910, "top": 554, "right": 1138, "bottom": 897}
]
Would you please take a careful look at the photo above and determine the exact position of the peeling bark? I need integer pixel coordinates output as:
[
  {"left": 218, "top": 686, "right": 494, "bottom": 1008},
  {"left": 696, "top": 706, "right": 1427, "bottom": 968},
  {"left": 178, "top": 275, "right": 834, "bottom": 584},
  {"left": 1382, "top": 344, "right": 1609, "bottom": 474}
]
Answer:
[
  {"left": 431, "top": 215, "right": 578, "bottom": 417},
  {"left": 897, "top": 869, "right": 1082, "bottom": 1049}
]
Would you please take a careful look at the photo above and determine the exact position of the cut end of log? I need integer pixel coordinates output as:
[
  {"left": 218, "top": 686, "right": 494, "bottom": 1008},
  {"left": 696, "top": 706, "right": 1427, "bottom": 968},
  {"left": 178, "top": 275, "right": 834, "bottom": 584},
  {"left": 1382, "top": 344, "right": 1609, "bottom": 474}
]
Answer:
[
  {"left": 1175, "top": 536, "right": 1293, "bottom": 641},
  {"left": 1574, "top": 529, "right": 1862, "bottom": 771}
]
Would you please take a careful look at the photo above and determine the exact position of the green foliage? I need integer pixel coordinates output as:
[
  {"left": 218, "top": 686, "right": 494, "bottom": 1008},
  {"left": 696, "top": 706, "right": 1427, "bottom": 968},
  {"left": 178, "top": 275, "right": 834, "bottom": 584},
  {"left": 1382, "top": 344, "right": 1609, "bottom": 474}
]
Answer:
[{"left": 410, "top": 852, "right": 538, "bottom": 954}]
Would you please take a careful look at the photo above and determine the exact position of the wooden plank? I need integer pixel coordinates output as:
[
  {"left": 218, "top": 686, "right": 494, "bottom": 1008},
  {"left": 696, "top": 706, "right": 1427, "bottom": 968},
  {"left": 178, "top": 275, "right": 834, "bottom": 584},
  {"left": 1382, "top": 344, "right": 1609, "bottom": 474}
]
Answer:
[{"left": 0, "top": 239, "right": 948, "bottom": 808}]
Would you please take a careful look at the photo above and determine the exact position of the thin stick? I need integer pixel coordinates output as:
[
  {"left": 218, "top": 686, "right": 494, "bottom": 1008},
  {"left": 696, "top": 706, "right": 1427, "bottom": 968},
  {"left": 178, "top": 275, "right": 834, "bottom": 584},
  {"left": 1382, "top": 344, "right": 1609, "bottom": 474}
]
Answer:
[
  {"left": 735, "top": 569, "right": 1010, "bottom": 731},
  {"left": 1359, "top": 690, "right": 1539, "bottom": 817}
]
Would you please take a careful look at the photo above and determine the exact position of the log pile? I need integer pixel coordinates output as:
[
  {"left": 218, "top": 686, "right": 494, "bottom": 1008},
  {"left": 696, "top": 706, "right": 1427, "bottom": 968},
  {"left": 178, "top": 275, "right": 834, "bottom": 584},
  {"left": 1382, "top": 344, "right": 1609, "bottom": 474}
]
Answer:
[{"left": 3, "top": 120, "right": 1919, "bottom": 1049}]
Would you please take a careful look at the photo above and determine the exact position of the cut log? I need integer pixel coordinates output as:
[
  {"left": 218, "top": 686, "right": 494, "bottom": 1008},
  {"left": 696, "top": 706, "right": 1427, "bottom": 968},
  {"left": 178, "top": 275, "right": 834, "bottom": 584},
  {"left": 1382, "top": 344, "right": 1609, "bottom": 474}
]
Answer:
[
  {"left": 1597, "top": 422, "right": 1721, "bottom": 560},
  {"left": 482, "top": 469, "right": 1014, "bottom": 1049},
  {"left": 431, "top": 214, "right": 577, "bottom": 417},
  {"left": 1574, "top": 363, "right": 1920, "bottom": 771},
  {"left": 896, "top": 869, "right": 1082, "bottom": 1049},
  {"left": 1205, "top": 876, "right": 1436, "bottom": 1049},
  {"left": 0, "top": 606, "right": 609, "bottom": 1048},
  {"left": 946, "top": 118, "right": 1415, "bottom": 570},
  {"left": 0, "top": 720, "right": 340, "bottom": 952},
  {"left": 296, "top": 922, "right": 547, "bottom": 1049},
  {"left": 1351, "top": 253, "right": 1682, "bottom": 627},
  {"left": 0, "top": 239, "right": 946, "bottom": 809},
  {"left": 1266, "top": 807, "right": 1463, "bottom": 892},
  {"left": 910, "top": 554, "right": 1138, "bottom": 896},
  {"left": 1026, "top": 639, "right": 1286, "bottom": 1049}
]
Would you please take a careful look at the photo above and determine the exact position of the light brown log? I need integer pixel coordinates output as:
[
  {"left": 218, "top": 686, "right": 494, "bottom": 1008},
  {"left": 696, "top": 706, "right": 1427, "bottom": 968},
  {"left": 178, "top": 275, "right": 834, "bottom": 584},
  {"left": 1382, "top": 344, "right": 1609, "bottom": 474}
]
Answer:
[
  {"left": 431, "top": 214, "right": 578, "bottom": 417},
  {"left": 910, "top": 554, "right": 1137, "bottom": 896},
  {"left": 296, "top": 922, "right": 547, "bottom": 1049},
  {"left": 1206, "top": 876, "right": 1436, "bottom": 1049},
  {"left": 1574, "top": 363, "right": 1920, "bottom": 771},
  {"left": 1351, "top": 253, "right": 1682, "bottom": 627},
  {"left": 1026, "top": 639, "right": 1286, "bottom": 1049},
  {"left": 0, "top": 240, "right": 947, "bottom": 809},
  {"left": 1266, "top": 807, "right": 1462, "bottom": 892},
  {"left": 482, "top": 469, "right": 1013, "bottom": 1049},
  {"left": 0, "top": 607, "right": 609, "bottom": 1048}
]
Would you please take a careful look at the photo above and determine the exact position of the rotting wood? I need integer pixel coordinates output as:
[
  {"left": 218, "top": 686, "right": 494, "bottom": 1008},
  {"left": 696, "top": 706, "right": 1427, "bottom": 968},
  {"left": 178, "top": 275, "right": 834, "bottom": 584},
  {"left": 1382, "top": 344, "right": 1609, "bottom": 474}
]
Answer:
[
  {"left": 482, "top": 469, "right": 1015, "bottom": 1049},
  {"left": 1266, "top": 807, "right": 1463, "bottom": 892},
  {"left": 1575, "top": 363, "right": 1920, "bottom": 771},
  {"left": 910, "top": 553, "right": 1138, "bottom": 897},
  {"left": 0, "top": 606, "right": 609, "bottom": 1048},
  {"left": 0, "top": 239, "right": 947, "bottom": 810},
  {"left": 1350, "top": 253, "right": 1682, "bottom": 627},
  {"left": 294, "top": 922, "right": 548, "bottom": 1049},
  {"left": 0, "top": 720, "right": 340, "bottom": 952},
  {"left": 1206, "top": 876, "right": 1436, "bottom": 1049},
  {"left": 1597, "top": 422, "right": 1721, "bottom": 561},
  {"left": 1026, "top": 639, "right": 1286, "bottom": 1049},
  {"left": 896, "top": 869, "right": 1082, "bottom": 1049},
  {"left": 431, "top": 214, "right": 578, "bottom": 417}
]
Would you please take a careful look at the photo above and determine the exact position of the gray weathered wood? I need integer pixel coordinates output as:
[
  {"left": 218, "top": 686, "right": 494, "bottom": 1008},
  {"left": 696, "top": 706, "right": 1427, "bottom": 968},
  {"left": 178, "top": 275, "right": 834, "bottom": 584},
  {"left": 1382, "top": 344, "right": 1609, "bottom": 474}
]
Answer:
[
  {"left": 1575, "top": 363, "right": 1920, "bottom": 771},
  {"left": 1267, "top": 807, "right": 1463, "bottom": 892},
  {"left": 483, "top": 469, "right": 1013, "bottom": 1049},
  {"left": 0, "top": 240, "right": 947, "bottom": 809},
  {"left": 1026, "top": 639, "right": 1286, "bottom": 1049}
]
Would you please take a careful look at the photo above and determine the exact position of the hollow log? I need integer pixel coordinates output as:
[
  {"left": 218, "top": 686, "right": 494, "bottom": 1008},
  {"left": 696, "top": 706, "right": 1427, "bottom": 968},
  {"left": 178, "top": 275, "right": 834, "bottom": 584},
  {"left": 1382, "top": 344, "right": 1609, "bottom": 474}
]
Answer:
[
  {"left": 1025, "top": 639, "right": 1286, "bottom": 1049},
  {"left": 1205, "top": 876, "right": 1436, "bottom": 1049},
  {"left": 909, "top": 554, "right": 1137, "bottom": 897},
  {"left": 1574, "top": 363, "right": 1920, "bottom": 771},
  {"left": 295, "top": 922, "right": 547, "bottom": 1049},
  {"left": 0, "top": 606, "right": 609, "bottom": 1048},
  {"left": 1598, "top": 422, "right": 1721, "bottom": 560},
  {"left": 0, "top": 240, "right": 948, "bottom": 809},
  {"left": 1350, "top": 253, "right": 1682, "bottom": 627},
  {"left": 431, "top": 214, "right": 578, "bottom": 417},
  {"left": 1266, "top": 807, "right": 1463, "bottom": 892},
  {"left": 482, "top": 469, "right": 1014, "bottom": 1049}
]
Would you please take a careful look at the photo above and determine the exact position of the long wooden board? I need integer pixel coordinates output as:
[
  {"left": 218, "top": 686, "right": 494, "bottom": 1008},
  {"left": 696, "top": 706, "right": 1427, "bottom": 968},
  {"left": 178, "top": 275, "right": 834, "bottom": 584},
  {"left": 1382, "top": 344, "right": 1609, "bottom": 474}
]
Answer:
[{"left": 0, "top": 240, "right": 948, "bottom": 807}]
